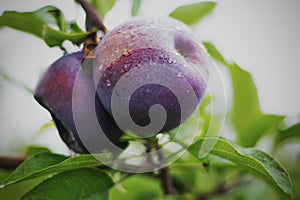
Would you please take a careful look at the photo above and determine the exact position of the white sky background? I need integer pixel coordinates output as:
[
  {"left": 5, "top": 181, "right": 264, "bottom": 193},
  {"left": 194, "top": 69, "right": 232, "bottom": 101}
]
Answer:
[{"left": 0, "top": 0, "right": 299, "bottom": 155}]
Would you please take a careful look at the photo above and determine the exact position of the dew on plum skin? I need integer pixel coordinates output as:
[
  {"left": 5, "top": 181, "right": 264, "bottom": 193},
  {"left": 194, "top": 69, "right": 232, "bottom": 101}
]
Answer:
[
  {"left": 123, "top": 64, "right": 131, "bottom": 72},
  {"left": 107, "top": 63, "right": 113, "bottom": 70},
  {"left": 105, "top": 79, "right": 111, "bottom": 87},
  {"left": 93, "top": 17, "right": 209, "bottom": 133}
]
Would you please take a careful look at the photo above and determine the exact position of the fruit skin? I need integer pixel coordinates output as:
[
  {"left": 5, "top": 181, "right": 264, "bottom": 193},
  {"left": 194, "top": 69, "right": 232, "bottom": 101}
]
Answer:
[
  {"left": 34, "top": 52, "right": 126, "bottom": 153},
  {"left": 93, "top": 17, "right": 209, "bottom": 133}
]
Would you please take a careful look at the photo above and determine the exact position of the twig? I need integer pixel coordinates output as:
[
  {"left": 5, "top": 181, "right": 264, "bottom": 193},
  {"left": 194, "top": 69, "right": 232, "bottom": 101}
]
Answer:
[
  {"left": 154, "top": 142, "right": 176, "bottom": 195},
  {"left": 160, "top": 166, "right": 176, "bottom": 195},
  {"left": 0, "top": 155, "right": 27, "bottom": 169},
  {"left": 75, "top": 0, "right": 107, "bottom": 33},
  {"left": 197, "top": 179, "right": 252, "bottom": 200},
  {"left": 170, "top": 163, "right": 206, "bottom": 170}
]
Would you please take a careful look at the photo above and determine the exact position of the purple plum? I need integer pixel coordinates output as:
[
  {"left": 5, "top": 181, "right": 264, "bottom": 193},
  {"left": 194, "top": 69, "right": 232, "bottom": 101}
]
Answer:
[
  {"left": 34, "top": 52, "right": 126, "bottom": 153},
  {"left": 93, "top": 18, "right": 209, "bottom": 135}
]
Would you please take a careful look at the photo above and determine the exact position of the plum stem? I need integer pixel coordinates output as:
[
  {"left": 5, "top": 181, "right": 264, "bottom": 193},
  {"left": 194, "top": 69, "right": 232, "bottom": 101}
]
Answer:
[
  {"left": 75, "top": 0, "right": 107, "bottom": 33},
  {"left": 146, "top": 140, "right": 176, "bottom": 195}
]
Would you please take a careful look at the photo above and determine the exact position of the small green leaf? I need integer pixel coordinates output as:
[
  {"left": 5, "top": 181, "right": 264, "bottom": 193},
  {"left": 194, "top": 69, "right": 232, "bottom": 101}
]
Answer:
[
  {"left": 203, "top": 42, "right": 284, "bottom": 147},
  {"left": 21, "top": 168, "right": 113, "bottom": 200},
  {"left": 188, "top": 137, "right": 293, "bottom": 198},
  {"left": 131, "top": 0, "right": 141, "bottom": 16},
  {"left": 201, "top": 42, "right": 226, "bottom": 64},
  {"left": 2, "top": 152, "right": 103, "bottom": 186},
  {"left": 0, "top": 6, "right": 90, "bottom": 47},
  {"left": 37, "top": 120, "right": 55, "bottom": 135},
  {"left": 169, "top": 2, "right": 216, "bottom": 26},
  {"left": 25, "top": 145, "right": 51, "bottom": 156},
  {"left": 276, "top": 122, "right": 300, "bottom": 145},
  {"left": 89, "top": 0, "right": 117, "bottom": 19}
]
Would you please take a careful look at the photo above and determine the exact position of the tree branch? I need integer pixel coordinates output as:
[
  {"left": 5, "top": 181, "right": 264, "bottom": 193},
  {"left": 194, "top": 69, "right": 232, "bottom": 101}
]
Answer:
[
  {"left": 0, "top": 155, "right": 27, "bottom": 169},
  {"left": 160, "top": 166, "right": 176, "bottom": 195},
  {"left": 75, "top": 0, "right": 107, "bottom": 33}
]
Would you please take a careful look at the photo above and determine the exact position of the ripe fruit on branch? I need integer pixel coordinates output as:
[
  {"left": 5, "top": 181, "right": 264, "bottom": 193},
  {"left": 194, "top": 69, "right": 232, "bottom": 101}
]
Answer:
[
  {"left": 34, "top": 17, "right": 209, "bottom": 152},
  {"left": 93, "top": 17, "right": 209, "bottom": 136}
]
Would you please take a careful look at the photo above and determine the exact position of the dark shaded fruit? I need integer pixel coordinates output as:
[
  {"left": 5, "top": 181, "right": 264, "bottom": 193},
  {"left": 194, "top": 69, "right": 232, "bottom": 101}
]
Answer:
[
  {"left": 34, "top": 52, "right": 126, "bottom": 153},
  {"left": 93, "top": 18, "right": 209, "bottom": 135}
]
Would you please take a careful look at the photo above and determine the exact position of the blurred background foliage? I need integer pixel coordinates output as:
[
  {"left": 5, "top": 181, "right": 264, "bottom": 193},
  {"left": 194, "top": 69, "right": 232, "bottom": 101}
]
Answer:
[{"left": 0, "top": 0, "right": 299, "bottom": 199}]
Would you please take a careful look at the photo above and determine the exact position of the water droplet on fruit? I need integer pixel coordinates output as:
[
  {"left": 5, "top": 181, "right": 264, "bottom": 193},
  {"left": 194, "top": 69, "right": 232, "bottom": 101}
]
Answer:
[
  {"left": 123, "top": 64, "right": 131, "bottom": 72},
  {"left": 177, "top": 72, "right": 183, "bottom": 77},
  {"left": 106, "top": 79, "right": 111, "bottom": 87},
  {"left": 122, "top": 50, "right": 131, "bottom": 57},
  {"left": 175, "top": 26, "right": 182, "bottom": 31},
  {"left": 140, "top": 29, "right": 147, "bottom": 35},
  {"left": 107, "top": 63, "right": 112, "bottom": 70}
]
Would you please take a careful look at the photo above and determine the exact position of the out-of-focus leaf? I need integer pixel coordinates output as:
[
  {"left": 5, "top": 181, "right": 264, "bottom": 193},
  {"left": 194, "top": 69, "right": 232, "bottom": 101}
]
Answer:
[
  {"left": 229, "top": 63, "right": 261, "bottom": 123},
  {"left": 198, "top": 96, "right": 213, "bottom": 135},
  {"left": 21, "top": 168, "right": 113, "bottom": 200},
  {"left": 131, "top": 0, "right": 141, "bottom": 16},
  {"left": 0, "top": 6, "right": 90, "bottom": 47},
  {"left": 237, "top": 114, "right": 284, "bottom": 147},
  {"left": 37, "top": 120, "right": 55, "bottom": 135},
  {"left": 169, "top": 2, "right": 216, "bottom": 26},
  {"left": 188, "top": 137, "right": 293, "bottom": 198},
  {"left": 201, "top": 42, "right": 226, "bottom": 64},
  {"left": 25, "top": 145, "right": 51, "bottom": 156},
  {"left": 110, "top": 174, "right": 162, "bottom": 200},
  {"left": 161, "top": 196, "right": 189, "bottom": 200},
  {"left": 276, "top": 122, "right": 300, "bottom": 145},
  {"left": 203, "top": 42, "right": 284, "bottom": 147},
  {"left": 89, "top": 0, "right": 117, "bottom": 19},
  {"left": 2, "top": 152, "right": 104, "bottom": 186}
]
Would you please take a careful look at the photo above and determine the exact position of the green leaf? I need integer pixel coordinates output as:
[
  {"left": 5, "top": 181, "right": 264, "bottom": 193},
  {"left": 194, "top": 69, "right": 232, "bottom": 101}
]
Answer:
[
  {"left": 2, "top": 152, "right": 103, "bottom": 186},
  {"left": 110, "top": 174, "right": 162, "bottom": 200},
  {"left": 188, "top": 137, "right": 293, "bottom": 198},
  {"left": 237, "top": 114, "right": 284, "bottom": 147},
  {"left": 203, "top": 42, "right": 284, "bottom": 147},
  {"left": 21, "top": 168, "right": 113, "bottom": 200},
  {"left": 276, "top": 122, "right": 300, "bottom": 145},
  {"left": 37, "top": 120, "right": 55, "bottom": 135},
  {"left": 0, "top": 168, "right": 47, "bottom": 200},
  {"left": 89, "top": 0, "right": 117, "bottom": 19},
  {"left": 201, "top": 42, "right": 226, "bottom": 65},
  {"left": 0, "top": 6, "right": 90, "bottom": 47},
  {"left": 25, "top": 145, "right": 51, "bottom": 156},
  {"left": 131, "top": 0, "right": 141, "bottom": 16},
  {"left": 169, "top": 2, "right": 216, "bottom": 26}
]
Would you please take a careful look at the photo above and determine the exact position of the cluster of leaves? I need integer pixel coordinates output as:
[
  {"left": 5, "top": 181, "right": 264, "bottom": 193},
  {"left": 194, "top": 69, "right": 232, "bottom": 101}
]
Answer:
[{"left": 0, "top": 1, "right": 299, "bottom": 199}]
